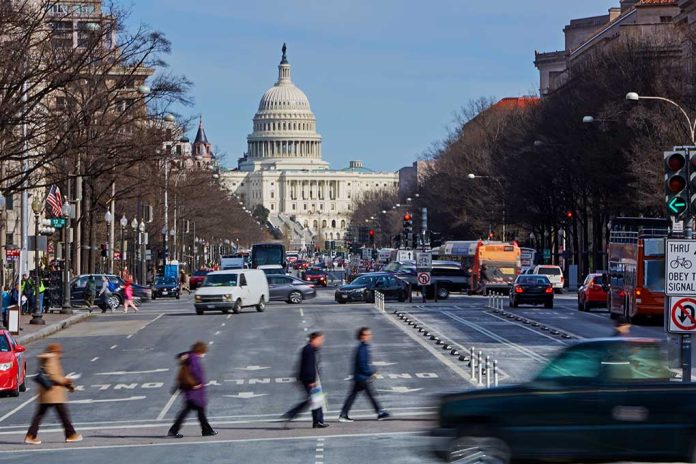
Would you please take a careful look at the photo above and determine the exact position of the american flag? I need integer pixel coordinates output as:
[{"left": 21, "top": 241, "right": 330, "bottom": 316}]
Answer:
[{"left": 46, "top": 185, "right": 63, "bottom": 218}]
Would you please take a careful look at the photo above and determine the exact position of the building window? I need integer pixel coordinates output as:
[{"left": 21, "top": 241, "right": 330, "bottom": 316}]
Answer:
[
  {"left": 331, "top": 220, "right": 336, "bottom": 228},
  {"left": 271, "top": 192, "right": 275, "bottom": 199},
  {"left": 322, "top": 220, "right": 327, "bottom": 228},
  {"left": 660, "top": 16, "right": 672, "bottom": 23},
  {"left": 304, "top": 204, "right": 307, "bottom": 211},
  {"left": 320, "top": 204, "right": 324, "bottom": 210},
  {"left": 271, "top": 204, "right": 275, "bottom": 210},
  {"left": 292, "top": 204, "right": 296, "bottom": 210},
  {"left": 340, "top": 220, "right": 346, "bottom": 228},
  {"left": 313, "top": 220, "right": 318, "bottom": 229},
  {"left": 5, "top": 233, "right": 13, "bottom": 246},
  {"left": 331, "top": 204, "right": 335, "bottom": 210}
]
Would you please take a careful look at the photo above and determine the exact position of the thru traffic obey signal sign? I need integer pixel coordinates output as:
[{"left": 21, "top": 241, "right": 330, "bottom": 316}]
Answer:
[{"left": 665, "top": 149, "right": 689, "bottom": 217}]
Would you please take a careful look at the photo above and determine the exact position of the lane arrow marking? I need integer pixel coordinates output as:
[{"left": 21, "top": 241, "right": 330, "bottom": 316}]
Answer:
[{"left": 223, "top": 392, "right": 268, "bottom": 399}]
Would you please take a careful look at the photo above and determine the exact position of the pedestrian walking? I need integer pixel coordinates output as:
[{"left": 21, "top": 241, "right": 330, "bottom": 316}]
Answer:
[
  {"left": 180, "top": 270, "right": 191, "bottom": 295},
  {"left": 85, "top": 275, "right": 97, "bottom": 312},
  {"left": 98, "top": 276, "right": 111, "bottom": 313},
  {"left": 282, "top": 331, "right": 328, "bottom": 428},
  {"left": 1, "top": 285, "right": 9, "bottom": 329},
  {"left": 25, "top": 343, "right": 82, "bottom": 445},
  {"left": 122, "top": 279, "right": 138, "bottom": 313},
  {"left": 167, "top": 341, "right": 217, "bottom": 438},
  {"left": 338, "top": 327, "right": 390, "bottom": 422}
]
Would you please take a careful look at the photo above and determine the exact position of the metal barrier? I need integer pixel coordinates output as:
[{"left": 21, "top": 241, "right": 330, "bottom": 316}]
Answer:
[
  {"left": 487, "top": 292, "right": 506, "bottom": 310},
  {"left": 374, "top": 291, "right": 385, "bottom": 313},
  {"left": 463, "top": 345, "right": 499, "bottom": 388}
]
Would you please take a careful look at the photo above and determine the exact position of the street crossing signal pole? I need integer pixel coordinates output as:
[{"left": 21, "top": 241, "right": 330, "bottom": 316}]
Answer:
[{"left": 664, "top": 147, "right": 696, "bottom": 382}]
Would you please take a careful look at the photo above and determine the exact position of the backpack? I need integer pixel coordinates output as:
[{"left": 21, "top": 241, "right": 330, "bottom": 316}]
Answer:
[{"left": 107, "top": 280, "right": 117, "bottom": 293}]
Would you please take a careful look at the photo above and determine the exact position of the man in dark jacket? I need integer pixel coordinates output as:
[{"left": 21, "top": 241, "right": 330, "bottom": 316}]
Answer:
[
  {"left": 282, "top": 331, "right": 328, "bottom": 428},
  {"left": 167, "top": 341, "right": 217, "bottom": 438},
  {"left": 338, "top": 327, "right": 390, "bottom": 422}
]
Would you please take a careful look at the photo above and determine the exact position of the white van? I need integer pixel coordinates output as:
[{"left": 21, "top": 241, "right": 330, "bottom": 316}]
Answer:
[
  {"left": 533, "top": 265, "right": 564, "bottom": 293},
  {"left": 194, "top": 269, "right": 270, "bottom": 315}
]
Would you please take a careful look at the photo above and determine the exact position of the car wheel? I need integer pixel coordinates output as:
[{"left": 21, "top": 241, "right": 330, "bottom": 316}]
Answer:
[
  {"left": 397, "top": 291, "right": 406, "bottom": 302},
  {"left": 256, "top": 296, "right": 266, "bottom": 312},
  {"left": 196, "top": 308, "right": 204, "bottom": 315},
  {"left": 233, "top": 299, "right": 241, "bottom": 314},
  {"left": 583, "top": 301, "right": 590, "bottom": 312},
  {"left": 447, "top": 436, "right": 510, "bottom": 464},
  {"left": 288, "top": 291, "right": 303, "bottom": 304},
  {"left": 152, "top": 294, "right": 157, "bottom": 300},
  {"left": 578, "top": 299, "right": 584, "bottom": 311},
  {"left": 437, "top": 286, "right": 450, "bottom": 300},
  {"left": 545, "top": 301, "right": 553, "bottom": 309},
  {"left": 176, "top": 293, "right": 180, "bottom": 300},
  {"left": 108, "top": 295, "right": 120, "bottom": 310}
]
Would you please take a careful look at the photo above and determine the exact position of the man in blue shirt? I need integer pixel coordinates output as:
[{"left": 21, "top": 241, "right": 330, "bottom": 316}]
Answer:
[{"left": 338, "top": 327, "right": 390, "bottom": 422}]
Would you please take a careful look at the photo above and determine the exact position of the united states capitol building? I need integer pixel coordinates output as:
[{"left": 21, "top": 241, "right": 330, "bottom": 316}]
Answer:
[{"left": 221, "top": 45, "right": 398, "bottom": 250}]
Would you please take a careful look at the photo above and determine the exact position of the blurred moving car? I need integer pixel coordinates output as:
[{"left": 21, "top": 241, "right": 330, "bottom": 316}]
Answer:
[
  {"left": 388, "top": 260, "right": 469, "bottom": 300},
  {"left": 189, "top": 270, "right": 209, "bottom": 290},
  {"left": 267, "top": 275, "right": 316, "bottom": 304},
  {"left": 509, "top": 274, "right": 554, "bottom": 308},
  {"left": 0, "top": 330, "right": 26, "bottom": 397},
  {"left": 578, "top": 273, "right": 609, "bottom": 312},
  {"left": 334, "top": 272, "right": 408, "bottom": 304},
  {"left": 303, "top": 267, "right": 328, "bottom": 287},
  {"left": 292, "top": 260, "right": 310, "bottom": 271},
  {"left": 533, "top": 264, "right": 564, "bottom": 293},
  {"left": 431, "top": 338, "right": 688, "bottom": 463},
  {"left": 152, "top": 276, "right": 180, "bottom": 300}
]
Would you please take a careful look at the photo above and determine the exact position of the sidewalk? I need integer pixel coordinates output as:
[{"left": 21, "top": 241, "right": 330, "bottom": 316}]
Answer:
[{"left": 8, "top": 310, "right": 91, "bottom": 345}]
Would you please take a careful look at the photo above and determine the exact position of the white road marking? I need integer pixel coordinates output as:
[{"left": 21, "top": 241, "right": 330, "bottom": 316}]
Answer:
[
  {"left": 223, "top": 392, "right": 268, "bottom": 399},
  {"left": 377, "top": 386, "right": 422, "bottom": 393},
  {"left": 0, "top": 394, "right": 38, "bottom": 423},
  {"left": 90, "top": 357, "right": 99, "bottom": 363},
  {"left": 110, "top": 345, "right": 118, "bottom": 350},
  {"left": 221, "top": 323, "right": 226, "bottom": 327},
  {"left": 95, "top": 368, "right": 169, "bottom": 376},
  {"left": 208, "top": 341, "right": 214, "bottom": 345},
  {"left": 0, "top": 431, "right": 419, "bottom": 453},
  {"left": 300, "top": 308, "right": 304, "bottom": 317},
  {"left": 71, "top": 396, "right": 146, "bottom": 404},
  {"left": 482, "top": 310, "right": 568, "bottom": 345},
  {"left": 235, "top": 365, "right": 270, "bottom": 371},
  {"left": 226, "top": 314, "right": 231, "bottom": 320},
  {"left": 214, "top": 331, "right": 221, "bottom": 335},
  {"left": 157, "top": 391, "right": 180, "bottom": 421},
  {"left": 304, "top": 327, "right": 308, "bottom": 331},
  {"left": 126, "top": 334, "right": 133, "bottom": 339},
  {"left": 372, "top": 361, "right": 396, "bottom": 367}
]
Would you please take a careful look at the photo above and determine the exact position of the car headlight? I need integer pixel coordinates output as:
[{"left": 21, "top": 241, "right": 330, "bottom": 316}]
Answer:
[
  {"left": 223, "top": 294, "right": 233, "bottom": 301},
  {"left": 195, "top": 295, "right": 202, "bottom": 302},
  {"left": 0, "top": 363, "right": 13, "bottom": 371}
]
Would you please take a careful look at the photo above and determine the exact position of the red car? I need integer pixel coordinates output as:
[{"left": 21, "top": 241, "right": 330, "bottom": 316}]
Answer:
[
  {"left": 303, "top": 268, "right": 328, "bottom": 287},
  {"left": 578, "top": 273, "right": 609, "bottom": 312},
  {"left": 0, "top": 330, "right": 27, "bottom": 397},
  {"left": 293, "top": 260, "right": 310, "bottom": 271},
  {"left": 189, "top": 270, "right": 210, "bottom": 290}
]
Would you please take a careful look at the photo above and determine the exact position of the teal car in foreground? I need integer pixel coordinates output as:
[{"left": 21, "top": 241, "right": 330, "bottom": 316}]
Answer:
[{"left": 432, "top": 338, "right": 696, "bottom": 463}]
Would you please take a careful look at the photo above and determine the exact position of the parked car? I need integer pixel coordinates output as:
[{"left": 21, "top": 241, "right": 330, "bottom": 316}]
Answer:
[
  {"left": 267, "top": 275, "right": 316, "bottom": 304},
  {"left": 533, "top": 264, "right": 564, "bottom": 293},
  {"left": 131, "top": 282, "right": 151, "bottom": 301},
  {"left": 194, "top": 269, "right": 269, "bottom": 315},
  {"left": 303, "top": 267, "right": 328, "bottom": 287},
  {"left": 0, "top": 330, "right": 27, "bottom": 397},
  {"left": 70, "top": 274, "right": 123, "bottom": 310},
  {"left": 152, "top": 276, "right": 180, "bottom": 300},
  {"left": 292, "top": 260, "right": 310, "bottom": 271},
  {"left": 189, "top": 270, "right": 209, "bottom": 290},
  {"left": 430, "top": 338, "right": 690, "bottom": 463},
  {"left": 509, "top": 274, "right": 554, "bottom": 308},
  {"left": 578, "top": 273, "right": 609, "bottom": 312},
  {"left": 334, "top": 272, "right": 408, "bottom": 304}
]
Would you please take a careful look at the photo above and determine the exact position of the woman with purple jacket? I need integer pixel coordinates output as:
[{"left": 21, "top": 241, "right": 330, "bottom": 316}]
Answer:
[{"left": 168, "top": 341, "right": 217, "bottom": 438}]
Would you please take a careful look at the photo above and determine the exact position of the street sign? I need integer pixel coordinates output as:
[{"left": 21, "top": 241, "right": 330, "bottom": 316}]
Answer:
[
  {"left": 673, "top": 219, "right": 685, "bottom": 234},
  {"left": 397, "top": 250, "right": 414, "bottom": 262},
  {"left": 50, "top": 218, "right": 67, "bottom": 228},
  {"left": 417, "top": 272, "right": 431, "bottom": 286},
  {"left": 6, "top": 249, "right": 19, "bottom": 258},
  {"left": 668, "top": 197, "right": 688, "bottom": 215},
  {"left": 350, "top": 255, "right": 360, "bottom": 267},
  {"left": 665, "top": 239, "right": 696, "bottom": 296},
  {"left": 415, "top": 251, "right": 432, "bottom": 270},
  {"left": 669, "top": 297, "right": 696, "bottom": 333}
]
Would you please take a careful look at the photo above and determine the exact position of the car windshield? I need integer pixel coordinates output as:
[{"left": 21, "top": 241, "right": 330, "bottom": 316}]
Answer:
[
  {"left": 0, "top": 335, "right": 9, "bottom": 352},
  {"left": 537, "top": 267, "right": 562, "bottom": 276},
  {"left": 193, "top": 271, "right": 208, "bottom": 277},
  {"left": 203, "top": 274, "right": 238, "bottom": 287},
  {"left": 351, "top": 276, "right": 373, "bottom": 286},
  {"left": 155, "top": 277, "right": 177, "bottom": 286},
  {"left": 516, "top": 276, "right": 550, "bottom": 285},
  {"left": 306, "top": 269, "right": 324, "bottom": 275}
]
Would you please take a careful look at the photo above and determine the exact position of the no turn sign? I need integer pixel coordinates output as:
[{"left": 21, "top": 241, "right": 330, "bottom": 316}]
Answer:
[
  {"left": 417, "top": 272, "right": 431, "bottom": 286},
  {"left": 669, "top": 297, "right": 696, "bottom": 333}
]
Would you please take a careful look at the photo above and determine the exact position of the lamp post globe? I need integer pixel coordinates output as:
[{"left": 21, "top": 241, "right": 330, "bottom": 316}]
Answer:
[
  {"left": 120, "top": 215, "right": 128, "bottom": 228},
  {"left": 626, "top": 92, "right": 640, "bottom": 101}
]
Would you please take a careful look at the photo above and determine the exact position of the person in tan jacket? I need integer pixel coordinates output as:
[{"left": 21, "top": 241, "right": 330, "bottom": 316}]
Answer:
[{"left": 25, "top": 343, "right": 82, "bottom": 445}]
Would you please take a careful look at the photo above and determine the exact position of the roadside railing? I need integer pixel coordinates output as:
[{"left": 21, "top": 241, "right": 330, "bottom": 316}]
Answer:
[
  {"left": 487, "top": 292, "right": 507, "bottom": 310},
  {"left": 374, "top": 291, "right": 385, "bottom": 313}
]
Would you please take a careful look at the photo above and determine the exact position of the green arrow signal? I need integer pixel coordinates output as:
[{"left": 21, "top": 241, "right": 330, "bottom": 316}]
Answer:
[{"left": 668, "top": 197, "right": 687, "bottom": 214}]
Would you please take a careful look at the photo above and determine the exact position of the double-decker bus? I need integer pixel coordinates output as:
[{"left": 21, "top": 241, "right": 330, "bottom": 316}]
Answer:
[
  {"left": 250, "top": 242, "right": 286, "bottom": 269},
  {"left": 607, "top": 217, "right": 669, "bottom": 322}
]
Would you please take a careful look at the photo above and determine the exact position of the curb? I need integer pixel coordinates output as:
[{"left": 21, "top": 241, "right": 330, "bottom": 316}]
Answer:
[{"left": 17, "top": 312, "right": 91, "bottom": 345}]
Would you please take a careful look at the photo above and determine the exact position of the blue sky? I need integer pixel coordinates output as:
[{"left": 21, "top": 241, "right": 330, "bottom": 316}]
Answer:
[{"left": 126, "top": 0, "right": 617, "bottom": 172}]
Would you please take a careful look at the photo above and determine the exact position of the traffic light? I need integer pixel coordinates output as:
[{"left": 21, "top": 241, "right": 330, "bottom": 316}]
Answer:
[
  {"left": 566, "top": 211, "right": 573, "bottom": 219},
  {"left": 369, "top": 229, "right": 375, "bottom": 247},
  {"left": 665, "top": 149, "right": 689, "bottom": 217},
  {"left": 403, "top": 213, "right": 413, "bottom": 249}
]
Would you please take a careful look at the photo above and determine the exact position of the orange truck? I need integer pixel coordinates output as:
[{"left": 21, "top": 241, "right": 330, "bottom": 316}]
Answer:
[{"left": 440, "top": 240, "right": 521, "bottom": 295}]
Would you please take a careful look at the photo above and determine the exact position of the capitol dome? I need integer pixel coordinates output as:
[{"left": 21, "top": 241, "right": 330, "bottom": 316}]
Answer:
[{"left": 245, "top": 44, "right": 326, "bottom": 170}]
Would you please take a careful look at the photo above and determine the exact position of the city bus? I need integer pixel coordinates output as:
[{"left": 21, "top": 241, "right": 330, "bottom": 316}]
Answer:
[
  {"left": 439, "top": 240, "right": 521, "bottom": 294},
  {"left": 607, "top": 217, "right": 669, "bottom": 323},
  {"left": 250, "top": 242, "right": 286, "bottom": 269}
]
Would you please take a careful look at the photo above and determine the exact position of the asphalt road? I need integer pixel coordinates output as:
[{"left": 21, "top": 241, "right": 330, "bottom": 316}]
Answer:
[{"left": 0, "top": 289, "right": 677, "bottom": 463}]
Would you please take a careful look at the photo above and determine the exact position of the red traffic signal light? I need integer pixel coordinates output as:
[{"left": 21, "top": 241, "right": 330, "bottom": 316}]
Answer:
[
  {"left": 369, "top": 229, "right": 375, "bottom": 237},
  {"left": 404, "top": 213, "right": 412, "bottom": 221},
  {"left": 566, "top": 211, "right": 573, "bottom": 219},
  {"left": 669, "top": 176, "right": 687, "bottom": 193},
  {"left": 667, "top": 152, "right": 687, "bottom": 171}
]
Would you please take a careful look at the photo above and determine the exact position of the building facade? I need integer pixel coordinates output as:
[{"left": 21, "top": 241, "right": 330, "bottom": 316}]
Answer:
[{"left": 221, "top": 45, "right": 398, "bottom": 250}]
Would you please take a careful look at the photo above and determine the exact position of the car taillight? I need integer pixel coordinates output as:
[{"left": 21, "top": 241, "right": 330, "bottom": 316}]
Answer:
[
  {"left": 561, "top": 276, "right": 564, "bottom": 283},
  {"left": 635, "top": 289, "right": 641, "bottom": 296},
  {"left": 545, "top": 286, "right": 553, "bottom": 294},
  {"left": 618, "top": 290, "right": 626, "bottom": 298},
  {"left": 514, "top": 286, "right": 524, "bottom": 294}
]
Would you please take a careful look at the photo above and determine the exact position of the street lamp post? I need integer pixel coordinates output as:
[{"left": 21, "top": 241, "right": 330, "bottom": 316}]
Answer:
[
  {"left": 626, "top": 92, "right": 696, "bottom": 145},
  {"left": 29, "top": 197, "right": 45, "bottom": 325},
  {"left": 130, "top": 218, "right": 138, "bottom": 282},
  {"left": 104, "top": 211, "right": 113, "bottom": 274},
  {"left": 468, "top": 173, "right": 506, "bottom": 240},
  {"left": 120, "top": 215, "right": 127, "bottom": 277},
  {"left": 61, "top": 200, "right": 72, "bottom": 313},
  {"left": 139, "top": 220, "right": 146, "bottom": 284}
]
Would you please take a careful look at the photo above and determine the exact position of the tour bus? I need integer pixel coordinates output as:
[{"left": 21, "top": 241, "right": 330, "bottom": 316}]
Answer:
[
  {"left": 221, "top": 254, "right": 245, "bottom": 270},
  {"left": 607, "top": 217, "right": 669, "bottom": 322},
  {"left": 439, "top": 240, "right": 521, "bottom": 294},
  {"left": 250, "top": 242, "right": 286, "bottom": 269}
]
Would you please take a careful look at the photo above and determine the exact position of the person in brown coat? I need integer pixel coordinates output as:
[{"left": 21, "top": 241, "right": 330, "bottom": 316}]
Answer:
[{"left": 25, "top": 343, "right": 82, "bottom": 445}]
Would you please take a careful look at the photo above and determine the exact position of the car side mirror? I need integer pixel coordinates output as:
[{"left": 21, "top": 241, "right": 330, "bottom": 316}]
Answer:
[{"left": 15, "top": 345, "right": 26, "bottom": 353}]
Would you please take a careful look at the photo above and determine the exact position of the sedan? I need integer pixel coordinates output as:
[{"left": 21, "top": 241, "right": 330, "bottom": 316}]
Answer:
[
  {"left": 303, "top": 268, "right": 328, "bottom": 287},
  {"left": 578, "top": 273, "right": 608, "bottom": 312},
  {"left": 267, "top": 275, "right": 316, "bottom": 304},
  {"left": 189, "top": 270, "right": 209, "bottom": 290},
  {"left": 293, "top": 260, "right": 310, "bottom": 271},
  {"left": 335, "top": 273, "right": 408, "bottom": 304},
  {"left": 0, "top": 330, "right": 27, "bottom": 397},
  {"left": 152, "top": 277, "right": 180, "bottom": 300},
  {"left": 509, "top": 274, "right": 553, "bottom": 308}
]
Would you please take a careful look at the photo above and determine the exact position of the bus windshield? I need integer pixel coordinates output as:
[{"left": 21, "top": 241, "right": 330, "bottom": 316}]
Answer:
[{"left": 251, "top": 244, "right": 285, "bottom": 268}]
